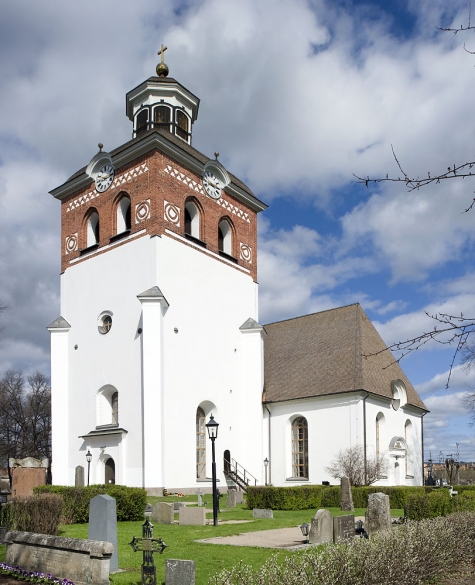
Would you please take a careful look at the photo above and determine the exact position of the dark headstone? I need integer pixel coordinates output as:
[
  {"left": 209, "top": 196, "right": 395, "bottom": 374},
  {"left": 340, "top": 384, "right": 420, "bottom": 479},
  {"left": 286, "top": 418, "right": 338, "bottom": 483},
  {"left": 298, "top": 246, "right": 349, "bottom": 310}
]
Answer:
[{"left": 333, "top": 514, "right": 355, "bottom": 542}]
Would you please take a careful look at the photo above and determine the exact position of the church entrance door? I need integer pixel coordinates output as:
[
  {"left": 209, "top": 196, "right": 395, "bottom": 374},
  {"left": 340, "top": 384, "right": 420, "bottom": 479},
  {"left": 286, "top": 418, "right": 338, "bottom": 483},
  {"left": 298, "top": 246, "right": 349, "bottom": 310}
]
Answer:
[
  {"left": 224, "top": 450, "right": 231, "bottom": 474},
  {"left": 105, "top": 458, "right": 115, "bottom": 484}
]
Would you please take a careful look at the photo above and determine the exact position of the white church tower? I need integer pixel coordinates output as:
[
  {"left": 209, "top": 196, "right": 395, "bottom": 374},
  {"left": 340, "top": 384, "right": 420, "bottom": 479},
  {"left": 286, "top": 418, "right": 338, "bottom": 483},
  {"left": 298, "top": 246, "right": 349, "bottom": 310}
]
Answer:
[{"left": 48, "top": 48, "right": 267, "bottom": 493}]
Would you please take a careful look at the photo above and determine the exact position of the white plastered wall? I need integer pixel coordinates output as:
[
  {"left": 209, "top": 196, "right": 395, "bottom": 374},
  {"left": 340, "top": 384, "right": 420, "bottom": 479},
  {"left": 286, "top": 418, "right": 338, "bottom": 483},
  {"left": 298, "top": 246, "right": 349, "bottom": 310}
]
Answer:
[{"left": 56, "top": 231, "right": 264, "bottom": 489}]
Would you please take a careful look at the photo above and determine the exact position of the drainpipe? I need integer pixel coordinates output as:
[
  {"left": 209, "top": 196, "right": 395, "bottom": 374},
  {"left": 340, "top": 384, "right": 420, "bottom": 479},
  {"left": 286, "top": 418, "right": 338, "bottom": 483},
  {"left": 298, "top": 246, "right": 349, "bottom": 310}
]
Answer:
[
  {"left": 264, "top": 404, "right": 271, "bottom": 485},
  {"left": 362, "top": 392, "right": 369, "bottom": 485},
  {"left": 421, "top": 412, "right": 426, "bottom": 486}
]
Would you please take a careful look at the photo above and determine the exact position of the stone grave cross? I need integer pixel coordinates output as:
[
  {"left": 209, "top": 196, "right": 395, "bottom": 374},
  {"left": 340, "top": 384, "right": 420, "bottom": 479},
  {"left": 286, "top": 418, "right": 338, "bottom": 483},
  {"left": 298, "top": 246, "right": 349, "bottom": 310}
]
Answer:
[{"left": 129, "top": 506, "right": 168, "bottom": 585}]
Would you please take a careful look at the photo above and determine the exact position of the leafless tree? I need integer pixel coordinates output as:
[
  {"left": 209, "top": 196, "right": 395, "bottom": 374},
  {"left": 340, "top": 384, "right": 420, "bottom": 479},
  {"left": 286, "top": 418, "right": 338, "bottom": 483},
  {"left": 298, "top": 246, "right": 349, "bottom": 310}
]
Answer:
[
  {"left": 0, "top": 370, "right": 51, "bottom": 484},
  {"left": 325, "top": 445, "right": 388, "bottom": 486},
  {"left": 445, "top": 457, "right": 460, "bottom": 485},
  {"left": 355, "top": 8, "right": 475, "bottom": 387}
]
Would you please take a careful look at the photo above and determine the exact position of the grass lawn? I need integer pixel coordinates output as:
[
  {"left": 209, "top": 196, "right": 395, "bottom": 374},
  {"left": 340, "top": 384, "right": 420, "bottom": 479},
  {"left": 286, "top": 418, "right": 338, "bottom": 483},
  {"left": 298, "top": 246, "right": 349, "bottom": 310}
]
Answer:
[{"left": 0, "top": 503, "right": 405, "bottom": 585}]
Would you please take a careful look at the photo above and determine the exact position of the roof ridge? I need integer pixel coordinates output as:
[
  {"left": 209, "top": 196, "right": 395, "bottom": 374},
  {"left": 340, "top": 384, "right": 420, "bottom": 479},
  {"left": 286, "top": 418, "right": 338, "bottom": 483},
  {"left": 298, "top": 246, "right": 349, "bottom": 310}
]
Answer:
[{"left": 264, "top": 302, "right": 361, "bottom": 327}]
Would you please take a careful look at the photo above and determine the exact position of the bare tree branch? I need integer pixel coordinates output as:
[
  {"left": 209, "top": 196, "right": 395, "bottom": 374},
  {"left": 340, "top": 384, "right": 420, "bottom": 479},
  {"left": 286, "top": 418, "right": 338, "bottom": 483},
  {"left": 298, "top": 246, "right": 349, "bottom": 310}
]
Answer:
[{"left": 325, "top": 445, "right": 388, "bottom": 486}]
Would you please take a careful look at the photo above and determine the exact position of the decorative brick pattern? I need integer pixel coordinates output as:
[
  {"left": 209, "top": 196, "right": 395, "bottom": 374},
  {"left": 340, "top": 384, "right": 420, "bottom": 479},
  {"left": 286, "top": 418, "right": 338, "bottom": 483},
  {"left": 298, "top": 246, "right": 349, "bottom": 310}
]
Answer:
[
  {"left": 164, "top": 164, "right": 250, "bottom": 223},
  {"left": 164, "top": 201, "right": 180, "bottom": 226},
  {"left": 240, "top": 242, "right": 252, "bottom": 263},
  {"left": 66, "top": 163, "right": 149, "bottom": 212},
  {"left": 135, "top": 200, "right": 151, "bottom": 223},
  {"left": 65, "top": 233, "right": 78, "bottom": 255}
]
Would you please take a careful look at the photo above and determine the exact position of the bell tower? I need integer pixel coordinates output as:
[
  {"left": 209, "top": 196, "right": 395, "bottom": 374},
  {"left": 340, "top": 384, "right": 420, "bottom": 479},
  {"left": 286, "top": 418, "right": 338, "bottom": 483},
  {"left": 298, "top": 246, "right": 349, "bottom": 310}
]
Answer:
[{"left": 48, "top": 49, "right": 267, "bottom": 493}]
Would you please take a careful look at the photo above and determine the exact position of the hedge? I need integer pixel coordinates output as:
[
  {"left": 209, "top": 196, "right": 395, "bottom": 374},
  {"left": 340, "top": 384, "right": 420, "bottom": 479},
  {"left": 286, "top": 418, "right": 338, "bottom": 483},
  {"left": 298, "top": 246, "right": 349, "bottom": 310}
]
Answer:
[
  {"left": 0, "top": 494, "right": 63, "bottom": 535},
  {"left": 247, "top": 485, "right": 432, "bottom": 510},
  {"left": 246, "top": 485, "right": 324, "bottom": 510},
  {"left": 33, "top": 484, "right": 147, "bottom": 524}
]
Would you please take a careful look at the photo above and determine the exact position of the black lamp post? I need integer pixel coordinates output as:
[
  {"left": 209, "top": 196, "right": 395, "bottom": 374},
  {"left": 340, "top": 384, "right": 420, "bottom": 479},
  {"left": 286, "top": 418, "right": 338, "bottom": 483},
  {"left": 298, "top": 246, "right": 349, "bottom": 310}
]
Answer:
[
  {"left": 264, "top": 458, "right": 269, "bottom": 486},
  {"left": 206, "top": 414, "right": 219, "bottom": 526},
  {"left": 86, "top": 450, "right": 92, "bottom": 486}
]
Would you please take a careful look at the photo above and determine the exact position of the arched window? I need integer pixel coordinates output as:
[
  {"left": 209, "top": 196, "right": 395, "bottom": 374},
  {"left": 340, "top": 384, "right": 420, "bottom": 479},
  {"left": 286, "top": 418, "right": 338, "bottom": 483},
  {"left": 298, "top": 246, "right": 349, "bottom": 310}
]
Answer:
[
  {"left": 154, "top": 105, "right": 171, "bottom": 132},
  {"left": 291, "top": 416, "right": 308, "bottom": 478},
  {"left": 196, "top": 407, "right": 206, "bottom": 479},
  {"left": 112, "top": 392, "right": 119, "bottom": 425},
  {"left": 117, "top": 195, "right": 131, "bottom": 233},
  {"left": 136, "top": 109, "right": 148, "bottom": 134},
  {"left": 176, "top": 110, "right": 189, "bottom": 141},
  {"left": 96, "top": 385, "right": 119, "bottom": 427},
  {"left": 87, "top": 211, "right": 100, "bottom": 247},
  {"left": 405, "top": 420, "right": 413, "bottom": 477},
  {"left": 218, "top": 219, "right": 233, "bottom": 256},
  {"left": 185, "top": 200, "right": 200, "bottom": 239}
]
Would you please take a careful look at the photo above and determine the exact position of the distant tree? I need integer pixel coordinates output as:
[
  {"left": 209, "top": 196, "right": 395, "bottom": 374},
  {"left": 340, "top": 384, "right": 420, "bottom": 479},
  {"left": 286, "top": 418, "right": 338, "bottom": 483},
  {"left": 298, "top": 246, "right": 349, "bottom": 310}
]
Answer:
[
  {"left": 445, "top": 457, "right": 460, "bottom": 485},
  {"left": 325, "top": 445, "right": 388, "bottom": 486},
  {"left": 0, "top": 370, "right": 51, "bottom": 483},
  {"left": 354, "top": 11, "right": 475, "bottom": 387}
]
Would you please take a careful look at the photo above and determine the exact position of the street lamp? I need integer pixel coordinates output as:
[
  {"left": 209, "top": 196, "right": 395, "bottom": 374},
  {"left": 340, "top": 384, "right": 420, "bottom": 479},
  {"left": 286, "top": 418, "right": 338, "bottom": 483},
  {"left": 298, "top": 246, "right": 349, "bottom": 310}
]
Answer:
[
  {"left": 264, "top": 458, "right": 269, "bottom": 486},
  {"left": 86, "top": 450, "right": 92, "bottom": 486},
  {"left": 206, "top": 414, "right": 219, "bottom": 526}
]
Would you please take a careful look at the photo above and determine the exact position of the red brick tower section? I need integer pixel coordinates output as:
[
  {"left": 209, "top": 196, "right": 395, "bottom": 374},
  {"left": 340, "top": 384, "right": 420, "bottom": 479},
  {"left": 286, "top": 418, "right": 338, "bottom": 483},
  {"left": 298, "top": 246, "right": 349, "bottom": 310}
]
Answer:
[{"left": 59, "top": 139, "right": 263, "bottom": 281}]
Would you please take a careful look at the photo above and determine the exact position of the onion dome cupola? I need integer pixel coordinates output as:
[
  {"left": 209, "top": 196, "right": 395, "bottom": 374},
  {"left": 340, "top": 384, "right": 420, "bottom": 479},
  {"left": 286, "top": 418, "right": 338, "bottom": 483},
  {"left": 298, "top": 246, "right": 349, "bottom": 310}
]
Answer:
[{"left": 126, "top": 45, "right": 200, "bottom": 145}]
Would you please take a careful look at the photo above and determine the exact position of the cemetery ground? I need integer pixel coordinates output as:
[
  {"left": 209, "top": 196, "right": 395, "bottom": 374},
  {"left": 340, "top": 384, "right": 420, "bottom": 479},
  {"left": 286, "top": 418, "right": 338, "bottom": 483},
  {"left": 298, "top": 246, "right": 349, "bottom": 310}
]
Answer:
[{"left": 0, "top": 497, "right": 473, "bottom": 585}]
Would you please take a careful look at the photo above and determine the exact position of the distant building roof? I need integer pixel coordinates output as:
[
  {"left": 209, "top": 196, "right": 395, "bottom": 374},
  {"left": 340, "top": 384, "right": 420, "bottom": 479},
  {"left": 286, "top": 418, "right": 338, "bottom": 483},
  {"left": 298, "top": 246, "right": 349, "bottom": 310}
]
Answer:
[{"left": 263, "top": 303, "right": 427, "bottom": 410}]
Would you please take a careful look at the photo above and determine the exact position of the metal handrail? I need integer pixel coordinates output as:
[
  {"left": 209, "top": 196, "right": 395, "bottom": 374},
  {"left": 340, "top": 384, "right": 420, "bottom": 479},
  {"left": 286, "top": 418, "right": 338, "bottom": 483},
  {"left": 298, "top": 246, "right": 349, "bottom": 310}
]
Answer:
[{"left": 225, "top": 457, "right": 258, "bottom": 486}]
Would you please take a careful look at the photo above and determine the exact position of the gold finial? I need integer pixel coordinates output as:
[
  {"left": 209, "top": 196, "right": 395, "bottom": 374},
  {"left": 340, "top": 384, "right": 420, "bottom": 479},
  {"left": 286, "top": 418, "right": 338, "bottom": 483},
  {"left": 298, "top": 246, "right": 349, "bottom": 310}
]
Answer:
[
  {"left": 98, "top": 143, "right": 103, "bottom": 151},
  {"left": 214, "top": 152, "right": 219, "bottom": 160},
  {"left": 156, "top": 44, "right": 169, "bottom": 77}
]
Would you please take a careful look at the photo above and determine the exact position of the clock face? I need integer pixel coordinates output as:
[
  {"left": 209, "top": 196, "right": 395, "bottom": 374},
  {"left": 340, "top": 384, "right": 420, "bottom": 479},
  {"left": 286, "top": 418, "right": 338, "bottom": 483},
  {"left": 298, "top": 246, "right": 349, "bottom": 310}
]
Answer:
[
  {"left": 202, "top": 170, "right": 223, "bottom": 200},
  {"left": 95, "top": 163, "right": 115, "bottom": 193}
]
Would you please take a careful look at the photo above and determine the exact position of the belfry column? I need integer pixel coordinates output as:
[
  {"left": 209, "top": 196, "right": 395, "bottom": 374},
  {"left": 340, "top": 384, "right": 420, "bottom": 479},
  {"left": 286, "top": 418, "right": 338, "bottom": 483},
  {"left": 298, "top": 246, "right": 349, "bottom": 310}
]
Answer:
[
  {"left": 47, "top": 316, "right": 71, "bottom": 485},
  {"left": 137, "top": 286, "right": 168, "bottom": 491}
]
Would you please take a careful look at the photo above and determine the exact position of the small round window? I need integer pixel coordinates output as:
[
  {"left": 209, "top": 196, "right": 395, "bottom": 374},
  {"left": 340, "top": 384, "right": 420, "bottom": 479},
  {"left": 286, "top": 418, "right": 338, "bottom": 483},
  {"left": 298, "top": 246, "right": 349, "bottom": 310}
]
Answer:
[{"left": 98, "top": 314, "right": 112, "bottom": 335}]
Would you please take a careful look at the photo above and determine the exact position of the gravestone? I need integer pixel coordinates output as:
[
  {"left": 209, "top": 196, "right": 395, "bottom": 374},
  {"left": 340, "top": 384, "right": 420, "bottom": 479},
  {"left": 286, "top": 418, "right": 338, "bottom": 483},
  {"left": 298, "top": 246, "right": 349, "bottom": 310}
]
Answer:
[
  {"left": 196, "top": 489, "right": 203, "bottom": 506},
  {"left": 88, "top": 494, "right": 118, "bottom": 571},
  {"left": 365, "top": 492, "right": 391, "bottom": 537},
  {"left": 152, "top": 502, "right": 174, "bottom": 524},
  {"left": 179, "top": 507, "right": 206, "bottom": 526},
  {"left": 308, "top": 509, "right": 333, "bottom": 545},
  {"left": 166, "top": 559, "right": 195, "bottom": 585},
  {"left": 252, "top": 509, "right": 273, "bottom": 519},
  {"left": 5, "top": 531, "right": 113, "bottom": 585},
  {"left": 235, "top": 491, "right": 243, "bottom": 504},
  {"left": 9, "top": 457, "right": 48, "bottom": 496},
  {"left": 340, "top": 476, "right": 354, "bottom": 511},
  {"left": 333, "top": 514, "right": 355, "bottom": 542},
  {"left": 227, "top": 488, "right": 236, "bottom": 508},
  {"left": 75, "top": 466, "right": 85, "bottom": 487},
  {"left": 173, "top": 502, "right": 186, "bottom": 512}
]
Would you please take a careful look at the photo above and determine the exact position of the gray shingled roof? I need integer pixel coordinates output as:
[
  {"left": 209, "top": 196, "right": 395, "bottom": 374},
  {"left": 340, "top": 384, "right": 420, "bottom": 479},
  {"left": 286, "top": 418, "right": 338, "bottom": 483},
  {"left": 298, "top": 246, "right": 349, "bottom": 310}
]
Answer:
[{"left": 263, "top": 303, "right": 427, "bottom": 410}]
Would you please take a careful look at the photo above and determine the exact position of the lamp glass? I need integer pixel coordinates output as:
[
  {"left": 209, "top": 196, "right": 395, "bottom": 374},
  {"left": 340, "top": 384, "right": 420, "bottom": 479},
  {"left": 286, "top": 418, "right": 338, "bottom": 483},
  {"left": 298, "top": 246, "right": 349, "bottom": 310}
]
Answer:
[
  {"left": 206, "top": 414, "right": 219, "bottom": 439},
  {"left": 300, "top": 522, "right": 310, "bottom": 537},
  {"left": 86, "top": 450, "right": 92, "bottom": 463}
]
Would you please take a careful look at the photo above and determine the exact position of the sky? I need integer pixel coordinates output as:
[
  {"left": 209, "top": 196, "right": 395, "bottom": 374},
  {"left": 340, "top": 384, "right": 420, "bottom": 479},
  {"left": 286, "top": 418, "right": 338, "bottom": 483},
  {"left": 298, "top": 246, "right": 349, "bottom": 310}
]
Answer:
[{"left": 1, "top": 0, "right": 475, "bottom": 464}]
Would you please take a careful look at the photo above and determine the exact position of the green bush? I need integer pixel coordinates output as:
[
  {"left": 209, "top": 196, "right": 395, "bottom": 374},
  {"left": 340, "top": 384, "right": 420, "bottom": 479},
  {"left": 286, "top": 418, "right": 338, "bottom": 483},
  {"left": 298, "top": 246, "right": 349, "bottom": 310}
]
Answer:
[
  {"left": 246, "top": 486, "right": 323, "bottom": 510},
  {"left": 33, "top": 484, "right": 147, "bottom": 523},
  {"left": 404, "top": 489, "right": 452, "bottom": 520},
  {"left": 0, "top": 494, "right": 63, "bottom": 535},
  {"left": 211, "top": 512, "right": 475, "bottom": 585},
  {"left": 453, "top": 491, "right": 475, "bottom": 512}
]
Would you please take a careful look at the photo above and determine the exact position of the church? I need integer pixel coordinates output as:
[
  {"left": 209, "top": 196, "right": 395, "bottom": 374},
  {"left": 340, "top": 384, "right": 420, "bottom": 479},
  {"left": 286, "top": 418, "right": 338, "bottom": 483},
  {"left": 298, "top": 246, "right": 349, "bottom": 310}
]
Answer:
[{"left": 47, "top": 48, "right": 427, "bottom": 493}]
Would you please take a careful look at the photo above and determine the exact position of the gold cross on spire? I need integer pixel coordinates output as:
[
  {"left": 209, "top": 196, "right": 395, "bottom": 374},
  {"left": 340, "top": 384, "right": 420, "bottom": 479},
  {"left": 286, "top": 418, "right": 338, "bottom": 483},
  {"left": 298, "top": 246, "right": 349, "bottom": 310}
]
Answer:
[
  {"left": 156, "top": 44, "right": 169, "bottom": 77},
  {"left": 158, "top": 44, "right": 168, "bottom": 63}
]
